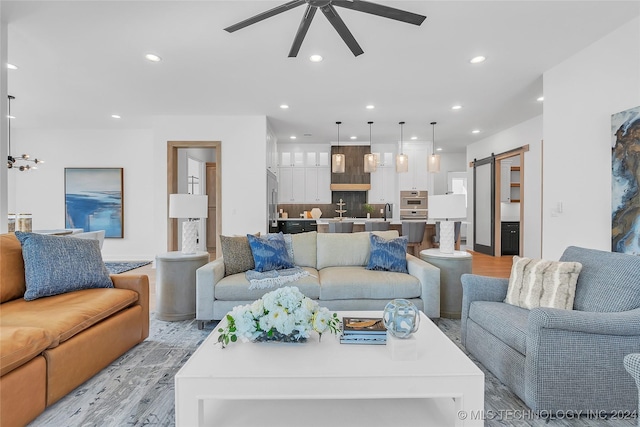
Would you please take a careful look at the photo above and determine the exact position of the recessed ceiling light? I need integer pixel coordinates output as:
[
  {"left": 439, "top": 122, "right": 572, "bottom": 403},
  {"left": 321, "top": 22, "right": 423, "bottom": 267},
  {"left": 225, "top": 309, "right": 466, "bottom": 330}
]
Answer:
[
  {"left": 366, "top": 105, "right": 375, "bottom": 110},
  {"left": 410, "top": 136, "right": 418, "bottom": 140},
  {"left": 310, "top": 55, "right": 323, "bottom": 62},
  {"left": 145, "top": 53, "right": 162, "bottom": 62},
  {"left": 451, "top": 105, "right": 463, "bottom": 110},
  {"left": 290, "top": 136, "right": 297, "bottom": 140},
  {"left": 350, "top": 136, "right": 357, "bottom": 140},
  {"left": 537, "top": 96, "right": 544, "bottom": 102},
  {"left": 280, "top": 104, "right": 289, "bottom": 109},
  {"left": 436, "top": 148, "right": 443, "bottom": 151},
  {"left": 7, "top": 63, "right": 18, "bottom": 70},
  {"left": 7, "top": 115, "right": 15, "bottom": 119},
  {"left": 472, "top": 129, "right": 481, "bottom": 134},
  {"left": 111, "top": 114, "right": 121, "bottom": 119},
  {"left": 470, "top": 56, "right": 486, "bottom": 64}
]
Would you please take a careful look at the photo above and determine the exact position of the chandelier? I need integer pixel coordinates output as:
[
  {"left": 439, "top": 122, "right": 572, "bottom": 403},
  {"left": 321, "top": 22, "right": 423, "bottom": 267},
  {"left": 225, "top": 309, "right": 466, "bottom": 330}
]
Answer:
[{"left": 7, "top": 95, "right": 44, "bottom": 171}]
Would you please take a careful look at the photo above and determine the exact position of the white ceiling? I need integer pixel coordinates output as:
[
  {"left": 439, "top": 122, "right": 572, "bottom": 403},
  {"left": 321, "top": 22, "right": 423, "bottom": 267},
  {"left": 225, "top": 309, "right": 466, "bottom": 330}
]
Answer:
[{"left": 4, "top": 1, "right": 639, "bottom": 153}]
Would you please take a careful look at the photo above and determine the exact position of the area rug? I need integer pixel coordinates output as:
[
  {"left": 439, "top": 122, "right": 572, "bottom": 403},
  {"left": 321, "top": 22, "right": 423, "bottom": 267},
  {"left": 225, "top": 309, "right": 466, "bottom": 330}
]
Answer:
[
  {"left": 27, "top": 317, "right": 636, "bottom": 427},
  {"left": 104, "top": 261, "right": 151, "bottom": 274}
]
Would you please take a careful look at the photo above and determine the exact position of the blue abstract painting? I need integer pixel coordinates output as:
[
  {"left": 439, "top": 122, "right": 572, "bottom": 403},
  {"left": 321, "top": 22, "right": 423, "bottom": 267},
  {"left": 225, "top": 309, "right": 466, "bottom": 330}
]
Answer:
[
  {"left": 612, "top": 106, "right": 640, "bottom": 255},
  {"left": 65, "top": 168, "right": 123, "bottom": 238}
]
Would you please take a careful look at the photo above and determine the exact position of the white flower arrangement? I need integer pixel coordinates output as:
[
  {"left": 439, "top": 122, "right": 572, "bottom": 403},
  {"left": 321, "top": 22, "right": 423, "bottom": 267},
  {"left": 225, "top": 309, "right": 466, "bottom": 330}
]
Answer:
[{"left": 217, "top": 286, "right": 340, "bottom": 347}]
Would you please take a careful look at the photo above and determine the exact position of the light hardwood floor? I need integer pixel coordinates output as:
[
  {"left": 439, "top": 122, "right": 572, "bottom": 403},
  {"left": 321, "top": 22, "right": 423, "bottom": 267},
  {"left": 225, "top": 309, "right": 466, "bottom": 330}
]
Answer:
[{"left": 125, "top": 250, "right": 513, "bottom": 313}]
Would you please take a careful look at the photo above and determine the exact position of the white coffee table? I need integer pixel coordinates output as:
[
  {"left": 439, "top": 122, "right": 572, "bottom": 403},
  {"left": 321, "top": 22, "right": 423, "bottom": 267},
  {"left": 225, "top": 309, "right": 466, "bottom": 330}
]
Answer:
[{"left": 175, "top": 311, "right": 484, "bottom": 426}]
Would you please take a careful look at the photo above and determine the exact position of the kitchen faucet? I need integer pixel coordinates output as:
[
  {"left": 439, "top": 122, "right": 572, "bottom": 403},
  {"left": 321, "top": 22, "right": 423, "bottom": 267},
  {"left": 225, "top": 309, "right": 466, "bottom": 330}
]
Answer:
[{"left": 384, "top": 203, "right": 392, "bottom": 221}]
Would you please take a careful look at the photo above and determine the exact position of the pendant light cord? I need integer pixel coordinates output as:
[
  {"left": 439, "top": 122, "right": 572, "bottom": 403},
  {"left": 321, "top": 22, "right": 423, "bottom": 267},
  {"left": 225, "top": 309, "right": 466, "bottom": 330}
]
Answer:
[
  {"left": 7, "top": 95, "right": 13, "bottom": 158},
  {"left": 399, "top": 121, "right": 405, "bottom": 154},
  {"left": 431, "top": 121, "right": 437, "bottom": 156},
  {"left": 336, "top": 121, "right": 341, "bottom": 146}
]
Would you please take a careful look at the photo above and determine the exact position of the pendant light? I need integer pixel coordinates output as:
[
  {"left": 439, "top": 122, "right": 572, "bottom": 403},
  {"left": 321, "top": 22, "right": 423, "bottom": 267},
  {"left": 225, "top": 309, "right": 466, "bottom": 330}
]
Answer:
[
  {"left": 332, "top": 121, "right": 345, "bottom": 173},
  {"left": 6, "top": 95, "right": 44, "bottom": 171},
  {"left": 364, "top": 121, "right": 377, "bottom": 173},
  {"left": 428, "top": 121, "right": 441, "bottom": 173},
  {"left": 396, "top": 121, "right": 408, "bottom": 173}
]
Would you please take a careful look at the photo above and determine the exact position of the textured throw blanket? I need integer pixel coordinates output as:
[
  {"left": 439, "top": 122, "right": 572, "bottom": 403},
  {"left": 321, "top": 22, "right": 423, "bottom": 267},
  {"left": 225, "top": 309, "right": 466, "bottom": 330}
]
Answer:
[{"left": 246, "top": 267, "right": 311, "bottom": 290}]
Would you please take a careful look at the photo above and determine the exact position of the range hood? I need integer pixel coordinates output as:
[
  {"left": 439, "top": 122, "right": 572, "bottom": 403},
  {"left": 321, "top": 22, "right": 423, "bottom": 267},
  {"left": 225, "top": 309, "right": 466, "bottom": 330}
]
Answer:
[{"left": 330, "top": 146, "right": 371, "bottom": 191}]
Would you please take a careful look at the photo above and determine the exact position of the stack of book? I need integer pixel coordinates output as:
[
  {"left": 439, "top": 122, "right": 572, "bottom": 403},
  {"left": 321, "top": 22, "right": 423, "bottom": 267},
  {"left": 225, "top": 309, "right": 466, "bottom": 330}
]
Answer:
[{"left": 340, "top": 317, "right": 387, "bottom": 345}]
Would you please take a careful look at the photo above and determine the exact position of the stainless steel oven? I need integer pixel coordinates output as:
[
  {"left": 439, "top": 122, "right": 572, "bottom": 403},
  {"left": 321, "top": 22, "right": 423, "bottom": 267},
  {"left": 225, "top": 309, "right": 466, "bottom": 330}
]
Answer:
[
  {"left": 400, "top": 190, "right": 428, "bottom": 210},
  {"left": 400, "top": 209, "right": 428, "bottom": 220}
]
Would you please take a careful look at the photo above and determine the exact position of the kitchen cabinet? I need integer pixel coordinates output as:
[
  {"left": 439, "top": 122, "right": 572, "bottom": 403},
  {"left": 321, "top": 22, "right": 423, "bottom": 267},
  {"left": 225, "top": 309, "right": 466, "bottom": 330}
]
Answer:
[
  {"left": 305, "top": 150, "right": 330, "bottom": 167},
  {"left": 368, "top": 166, "right": 395, "bottom": 203},
  {"left": 501, "top": 222, "right": 520, "bottom": 255},
  {"left": 371, "top": 143, "right": 395, "bottom": 168},
  {"left": 280, "top": 151, "right": 305, "bottom": 167},
  {"left": 278, "top": 167, "right": 305, "bottom": 203},
  {"left": 398, "top": 143, "right": 429, "bottom": 191},
  {"left": 278, "top": 220, "right": 317, "bottom": 234},
  {"left": 305, "top": 167, "right": 331, "bottom": 203}
]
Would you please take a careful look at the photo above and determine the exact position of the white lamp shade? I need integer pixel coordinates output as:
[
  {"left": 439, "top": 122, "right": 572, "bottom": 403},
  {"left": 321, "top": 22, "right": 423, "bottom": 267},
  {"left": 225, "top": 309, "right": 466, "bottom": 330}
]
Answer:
[
  {"left": 169, "top": 194, "right": 208, "bottom": 219},
  {"left": 428, "top": 194, "right": 466, "bottom": 219},
  {"left": 364, "top": 153, "right": 377, "bottom": 173},
  {"left": 396, "top": 154, "right": 409, "bottom": 173},
  {"left": 428, "top": 154, "right": 441, "bottom": 173},
  {"left": 332, "top": 153, "right": 345, "bottom": 173}
]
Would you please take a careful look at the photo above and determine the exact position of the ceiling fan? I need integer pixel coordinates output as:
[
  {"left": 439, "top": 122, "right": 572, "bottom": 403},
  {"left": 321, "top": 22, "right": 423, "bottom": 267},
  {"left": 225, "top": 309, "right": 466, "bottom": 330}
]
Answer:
[{"left": 224, "top": 0, "right": 427, "bottom": 57}]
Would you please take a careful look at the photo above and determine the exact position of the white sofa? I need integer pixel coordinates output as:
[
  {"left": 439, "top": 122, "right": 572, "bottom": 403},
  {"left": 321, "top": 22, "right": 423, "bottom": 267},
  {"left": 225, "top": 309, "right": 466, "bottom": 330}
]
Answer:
[{"left": 196, "top": 230, "right": 440, "bottom": 329}]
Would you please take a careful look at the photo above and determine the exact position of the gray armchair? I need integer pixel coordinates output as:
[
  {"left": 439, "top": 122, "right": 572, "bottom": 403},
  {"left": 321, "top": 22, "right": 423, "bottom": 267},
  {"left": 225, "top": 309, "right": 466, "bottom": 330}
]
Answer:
[{"left": 461, "top": 246, "right": 640, "bottom": 413}]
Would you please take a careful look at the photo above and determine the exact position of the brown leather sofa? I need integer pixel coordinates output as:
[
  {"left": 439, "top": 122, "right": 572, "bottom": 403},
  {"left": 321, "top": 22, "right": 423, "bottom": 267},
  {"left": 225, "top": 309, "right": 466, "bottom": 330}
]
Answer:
[{"left": 0, "top": 233, "right": 149, "bottom": 427}]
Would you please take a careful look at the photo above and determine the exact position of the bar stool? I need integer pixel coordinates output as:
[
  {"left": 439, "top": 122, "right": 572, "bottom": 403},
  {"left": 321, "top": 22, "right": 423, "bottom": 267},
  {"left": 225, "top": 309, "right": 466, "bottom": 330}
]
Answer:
[
  {"left": 401, "top": 221, "right": 426, "bottom": 257},
  {"left": 329, "top": 221, "right": 354, "bottom": 233},
  {"left": 364, "top": 221, "right": 390, "bottom": 232}
]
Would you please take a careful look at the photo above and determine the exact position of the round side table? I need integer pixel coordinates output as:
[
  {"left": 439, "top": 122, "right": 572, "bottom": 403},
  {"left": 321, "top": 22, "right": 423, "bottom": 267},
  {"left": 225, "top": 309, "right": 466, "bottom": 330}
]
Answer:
[
  {"left": 155, "top": 251, "right": 209, "bottom": 321},
  {"left": 419, "top": 248, "right": 473, "bottom": 319}
]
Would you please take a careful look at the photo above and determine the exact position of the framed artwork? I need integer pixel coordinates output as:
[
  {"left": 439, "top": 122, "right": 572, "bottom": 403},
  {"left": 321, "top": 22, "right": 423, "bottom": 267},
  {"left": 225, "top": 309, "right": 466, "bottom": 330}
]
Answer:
[
  {"left": 65, "top": 168, "right": 124, "bottom": 238},
  {"left": 611, "top": 106, "right": 640, "bottom": 254}
]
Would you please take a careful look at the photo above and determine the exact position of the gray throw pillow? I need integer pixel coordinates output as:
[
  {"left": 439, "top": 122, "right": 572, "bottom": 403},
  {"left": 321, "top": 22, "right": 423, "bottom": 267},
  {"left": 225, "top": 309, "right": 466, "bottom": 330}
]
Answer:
[
  {"left": 220, "top": 235, "right": 256, "bottom": 276},
  {"left": 15, "top": 231, "right": 113, "bottom": 301}
]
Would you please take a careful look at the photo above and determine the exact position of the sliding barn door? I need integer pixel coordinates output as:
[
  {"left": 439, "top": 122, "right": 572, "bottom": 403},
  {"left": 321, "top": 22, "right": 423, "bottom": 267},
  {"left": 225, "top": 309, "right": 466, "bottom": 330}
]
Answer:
[{"left": 473, "top": 157, "right": 495, "bottom": 255}]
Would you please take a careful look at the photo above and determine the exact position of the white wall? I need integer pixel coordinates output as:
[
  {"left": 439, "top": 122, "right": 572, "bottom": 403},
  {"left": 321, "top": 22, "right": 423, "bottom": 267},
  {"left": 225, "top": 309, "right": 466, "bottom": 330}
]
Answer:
[
  {"left": 466, "top": 115, "right": 543, "bottom": 258},
  {"left": 8, "top": 115, "right": 268, "bottom": 260},
  {"left": 151, "top": 115, "right": 268, "bottom": 257},
  {"left": 433, "top": 152, "right": 467, "bottom": 196},
  {"left": 8, "top": 129, "right": 155, "bottom": 260},
  {"left": 543, "top": 17, "right": 640, "bottom": 260}
]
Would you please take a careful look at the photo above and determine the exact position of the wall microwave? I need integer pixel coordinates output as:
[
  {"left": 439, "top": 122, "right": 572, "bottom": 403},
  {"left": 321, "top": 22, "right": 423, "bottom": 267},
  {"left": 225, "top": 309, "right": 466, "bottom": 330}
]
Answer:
[{"left": 400, "top": 190, "right": 428, "bottom": 210}]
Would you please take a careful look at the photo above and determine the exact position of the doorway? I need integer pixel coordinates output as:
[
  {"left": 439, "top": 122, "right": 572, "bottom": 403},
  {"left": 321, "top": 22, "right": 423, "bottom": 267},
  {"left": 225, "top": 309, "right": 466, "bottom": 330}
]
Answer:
[
  {"left": 167, "top": 141, "right": 221, "bottom": 257},
  {"left": 472, "top": 145, "right": 528, "bottom": 257}
]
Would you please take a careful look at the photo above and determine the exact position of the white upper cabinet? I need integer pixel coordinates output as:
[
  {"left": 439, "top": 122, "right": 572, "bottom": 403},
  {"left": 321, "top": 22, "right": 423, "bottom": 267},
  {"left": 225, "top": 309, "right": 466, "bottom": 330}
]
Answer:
[
  {"left": 305, "top": 150, "right": 330, "bottom": 167},
  {"left": 398, "top": 143, "right": 429, "bottom": 191},
  {"left": 280, "top": 151, "right": 305, "bottom": 167},
  {"left": 279, "top": 167, "right": 306, "bottom": 203},
  {"left": 371, "top": 143, "right": 395, "bottom": 168},
  {"left": 305, "top": 168, "right": 331, "bottom": 203},
  {"left": 368, "top": 166, "right": 396, "bottom": 203}
]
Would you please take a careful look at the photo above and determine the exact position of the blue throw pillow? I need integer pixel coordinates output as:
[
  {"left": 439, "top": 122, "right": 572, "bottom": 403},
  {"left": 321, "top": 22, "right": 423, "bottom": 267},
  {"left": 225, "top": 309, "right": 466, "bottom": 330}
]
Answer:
[
  {"left": 15, "top": 231, "right": 113, "bottom": 301},
  {"left": 366, "top": 233, "right": 409, "bottom": 273},
  {"left": 247, "top": 232, "right": 295, "bottom": 272}
]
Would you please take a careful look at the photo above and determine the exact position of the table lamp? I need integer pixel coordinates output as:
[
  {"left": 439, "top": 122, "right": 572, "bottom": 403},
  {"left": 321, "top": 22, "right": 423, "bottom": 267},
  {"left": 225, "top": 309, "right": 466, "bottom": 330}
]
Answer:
[
  {"left": 169, "top": 194, "right": 208, "bottom": 254},
  {"left": 428, "top": 194, "right": 467, "bottom": 254}
]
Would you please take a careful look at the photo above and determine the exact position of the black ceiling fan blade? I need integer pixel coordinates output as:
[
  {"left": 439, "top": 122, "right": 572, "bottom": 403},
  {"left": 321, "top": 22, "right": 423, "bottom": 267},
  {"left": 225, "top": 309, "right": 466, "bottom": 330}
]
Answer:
[
  {"left": 333, "top": 0, "right": 426, "bottom": 26},
  {"left": 320, "top": 5, "right": 364, "bottom": 57},
  {"left": 289, "top": 5, "right": 317, "bottom": 57},
  {"left": 224, "top": 0, "right": 306, "bottom": 33}
]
